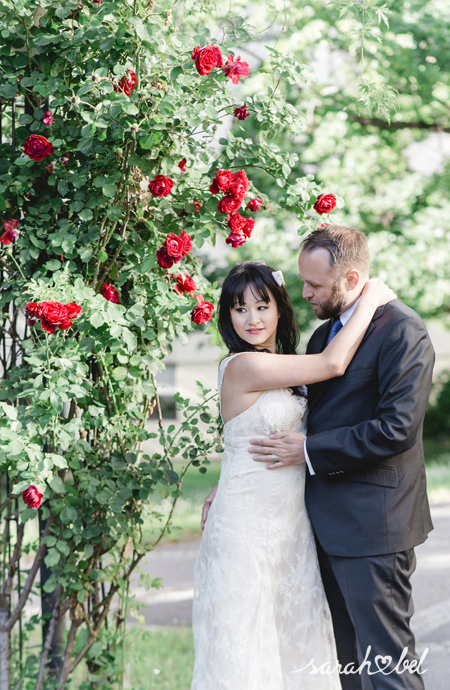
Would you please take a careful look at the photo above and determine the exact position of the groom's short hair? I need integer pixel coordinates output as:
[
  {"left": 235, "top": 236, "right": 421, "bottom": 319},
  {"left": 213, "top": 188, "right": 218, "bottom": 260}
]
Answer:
[{"left": 300, "top": 224, "right": 370, "bottom": 277}]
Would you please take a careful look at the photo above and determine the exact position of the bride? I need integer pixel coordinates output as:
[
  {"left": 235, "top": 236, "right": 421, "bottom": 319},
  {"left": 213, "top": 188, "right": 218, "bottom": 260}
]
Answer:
[{"left": 191, "top": 260, "right": 395, "bottom": 690}]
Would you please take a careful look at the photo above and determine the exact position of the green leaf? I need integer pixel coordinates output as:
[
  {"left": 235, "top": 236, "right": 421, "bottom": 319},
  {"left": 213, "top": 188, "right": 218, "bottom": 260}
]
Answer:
[
  {"left": 113, "top": 367, "right": 127, "bottom": 381},
  {"left": 46, "top": 260, "right": 61, "bottom": 271},
  {"left": 0, "top": 402, "right": 17, "bottom": 420},
  {"left": 78, "top": 337, "right": 95, "bottom": 353},
  {"left": 102, "top": 183, "right": 117, "bottom": 198},
  {"left": 79, "top": 208, "right": 93, "bottom": 222},
  {"left": 44, "top": 548, "right": 61, "bottom": 567},
  {"left": 98, "top": 248, "right": 108, "bottom": 262},
  {"left": 49, "top": 475, "right": 66, "bottom": 494},
  {"left": 58, "top": 180, "right": 69, "bottom": 196},
  {"left": 60, "top": 506, "right": 77, "bottom": 524},
  {"left": 0, "top": 84, "right": 17, "bottom": 99},
  {"left": 107, "top": 206, "right": 122, "bottom": 221},
  {"left": 90, "top": 312, "right": 105, "bottom": 329}
]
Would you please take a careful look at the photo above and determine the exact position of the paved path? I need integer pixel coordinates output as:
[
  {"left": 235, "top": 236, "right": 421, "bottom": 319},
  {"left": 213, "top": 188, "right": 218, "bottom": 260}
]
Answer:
[{"left": 131, "top": 502, "right": 450, "bottom": 688}]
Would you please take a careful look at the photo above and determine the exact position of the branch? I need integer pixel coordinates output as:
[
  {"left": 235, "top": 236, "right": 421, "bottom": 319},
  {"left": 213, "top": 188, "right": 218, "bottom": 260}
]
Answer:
[
  {"left": 3, "top": 514, "right": 54, "bottom": 632},
  {"left": 35, "top": 584, "right": 62, "bottom": 690},
  {"left": 3, "top": 523, "right": 24, "bottom": 597},
  {"left": 349, "top": 115, "right": 450, "bottom": 133}
]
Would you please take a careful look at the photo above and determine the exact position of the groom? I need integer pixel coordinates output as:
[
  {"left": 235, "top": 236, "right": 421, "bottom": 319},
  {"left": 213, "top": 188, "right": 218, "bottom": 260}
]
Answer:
[{"left": 247, "top": 225, "right": 434, "bottom": 689}]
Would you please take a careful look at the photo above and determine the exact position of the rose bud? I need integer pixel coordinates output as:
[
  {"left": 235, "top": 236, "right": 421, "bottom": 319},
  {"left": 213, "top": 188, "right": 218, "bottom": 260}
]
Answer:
[
  {"left": 191, "top": 294, "right": 214, "bottom": 324},
  {"left": 43, "top": 111, "right": 53, "bottom": 126},
  {"left": 233, "top": 104, "right": 249, "bottom": 120},
  {"left": 193, "top": 201, "right": 201, "bottom": 214},
  {"left": 102, "top": 284, "right": 120, "bottom": 303},
  {"left": 246, "top": 198, "right": 263, "bottom": 212},
  {"left": 313, "top": 193, "right": 336, "bottom": 215},
  {"left": 178, "top": 158, "right": 187, "bottom": 172},
  {"left": 22, "top": 485, "right": 44, "bottom": 509},
  {"left": 23, "top": 135, "right": 54, "bottom": 162}
]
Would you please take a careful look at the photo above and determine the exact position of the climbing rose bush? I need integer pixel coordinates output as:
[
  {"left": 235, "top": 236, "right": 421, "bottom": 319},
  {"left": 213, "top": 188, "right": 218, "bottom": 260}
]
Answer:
[{"left": 0, "top": 1, "right": 340, "bottom": 687}]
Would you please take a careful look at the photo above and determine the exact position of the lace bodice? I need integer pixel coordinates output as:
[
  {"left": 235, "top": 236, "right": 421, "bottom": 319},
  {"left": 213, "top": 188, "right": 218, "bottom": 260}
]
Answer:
[{"left": 217, "top": 352, "right": 308, "bottom": 447}]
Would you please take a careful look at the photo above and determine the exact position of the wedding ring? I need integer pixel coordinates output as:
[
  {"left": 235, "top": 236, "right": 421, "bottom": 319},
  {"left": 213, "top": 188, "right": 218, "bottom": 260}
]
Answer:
[{"left": 271, "top": 454, "right": 276, "bottom": 464}]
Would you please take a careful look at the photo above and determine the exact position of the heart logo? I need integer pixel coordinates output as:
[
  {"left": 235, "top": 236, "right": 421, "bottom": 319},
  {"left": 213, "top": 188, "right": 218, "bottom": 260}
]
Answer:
[{"left": 375, "top": 655, "right": 392, "bottom": 673}]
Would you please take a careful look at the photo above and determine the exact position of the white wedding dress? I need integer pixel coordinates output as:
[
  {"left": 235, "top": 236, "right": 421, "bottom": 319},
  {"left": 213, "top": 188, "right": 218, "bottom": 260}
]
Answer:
[{"left": 191, "top": 353, "right": 340, "bottom": 689}]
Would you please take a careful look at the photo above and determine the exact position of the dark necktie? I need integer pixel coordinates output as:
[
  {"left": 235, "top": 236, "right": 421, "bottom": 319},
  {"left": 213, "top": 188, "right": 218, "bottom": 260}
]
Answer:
[{"left": 326, "top": 318, "right": 343, "bottom": 345}]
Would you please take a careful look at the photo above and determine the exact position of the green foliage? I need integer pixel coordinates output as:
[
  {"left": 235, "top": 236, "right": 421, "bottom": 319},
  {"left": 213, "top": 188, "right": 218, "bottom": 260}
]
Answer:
[{"left": 0, "top": 1, "right": 335, "bottom": 687}]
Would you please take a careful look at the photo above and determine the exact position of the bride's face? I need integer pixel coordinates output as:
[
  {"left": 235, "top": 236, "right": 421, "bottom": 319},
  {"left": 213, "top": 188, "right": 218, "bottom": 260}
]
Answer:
[{"left": 230, "top": 285, "right": 279, "bottom": 353}]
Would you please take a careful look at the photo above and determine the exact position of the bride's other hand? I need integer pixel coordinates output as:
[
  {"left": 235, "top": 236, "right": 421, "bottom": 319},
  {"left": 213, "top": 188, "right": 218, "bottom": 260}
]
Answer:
[
  {"left": 201, "top": 484, "right": 218, "bottom": 530},
  {"left": 361, "top": 278, "right": 397, "bottom": 308}
]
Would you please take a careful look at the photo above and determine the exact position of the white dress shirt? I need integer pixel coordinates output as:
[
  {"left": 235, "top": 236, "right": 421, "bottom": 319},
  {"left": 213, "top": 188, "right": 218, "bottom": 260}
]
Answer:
[{"left": 304, "top": 298, "right": 361, "bottom": 476}]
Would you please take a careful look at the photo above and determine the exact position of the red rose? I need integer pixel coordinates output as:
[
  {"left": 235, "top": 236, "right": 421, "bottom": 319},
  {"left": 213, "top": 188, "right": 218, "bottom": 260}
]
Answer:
[
  {"left": 39, "top": 302, "right": 69, "bottom": 326},
  {"left": 22, "top": 485, "right": 43, "bottom": 509},
  {"left": 43, "top": 111, "right": 53, "bottom": 126},
  {"left": 319, "top": 223, "right": 330, "bottom": 228},
  {"left": 174, "top": 274, "right": 197, "bottom": 296},
  {"left": 234, "top": 104, "right": 249, "bottom": 120},
  {"left": 148, "top": 175, "right": 174, "bottom": 197},
  {"left": 116, "top": 69, "right": 137, "bottom": 97},
  {"left": 243, "top": 217, "right": 255, "bottom": 238},
  {"left": 157, "top": 246, "right": 174, "bottom": 269},
  {"left": 65, "top": 302, "right": 82, "bottom": 319},
  {"left": 229, "top": 170, "right": 249, "bottom": 202},
  {"left": 191, "top": 294, "right": 214, "bottom": 324},
  {"left": 209, "top": 179, "right": 220, "bottom": 194},
  {"left": 314, "top": 194, "right": 336, "bottom": 215},
  {"left": 58, "top": 317, "right": 73, "bottom": 330},
  {"left": 180, "top": 230, "right": 192, "bottom": 256},
  {"left": 165, "top": 233, "right": 184, "bottom": 260},
  {"left": 191, "top": 44, "right": 223, "bottom": 76},
  {"left": 246, "top": 198, "right": 263, "bottom": 212},
  {"left": 223, "top": 54, "right": 250, "bottom": 85},
  {"left": 41, "top": 318, "right": 56, "bottom": 334},
  {"left": 215, "top": 169, "right": 234, "bottom": 192},
  {"left": 226, "top": 230, "right": 247, "bottom": 248},
  {"left": 178, "top": 158, "right": 187, "bottom": 172},
  {"left": 25, "top": 302, "right": 42, "bottom": 319},
  {"left": 0, "top": 219, "right": 19, "bottom": 245},
  {"left": 218, "top": 195, "right": 241, "bottom": 214},
  {"left": 28, "top": 318, "right": 38, "bottom": 327},
  {"left": 23, "top": 135, "right": 54, "bottom": 162},
  {"left": 227, "top": 212, "right": 247, "bottom": 233},
  {"left": 102, "top": 284, "right": 120, "bottom": 303}
]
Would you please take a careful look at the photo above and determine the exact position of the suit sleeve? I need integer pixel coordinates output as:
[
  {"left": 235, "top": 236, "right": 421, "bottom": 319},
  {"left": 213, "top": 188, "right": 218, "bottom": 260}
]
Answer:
[{"left": 305, "top": 316, "right": 435, "bottom": 476}]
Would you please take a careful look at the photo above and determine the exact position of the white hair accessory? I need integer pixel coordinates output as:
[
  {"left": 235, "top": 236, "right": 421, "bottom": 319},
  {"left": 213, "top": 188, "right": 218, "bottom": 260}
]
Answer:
[{"left": 271, "top": 270, "right": 285, "bottom": 287}]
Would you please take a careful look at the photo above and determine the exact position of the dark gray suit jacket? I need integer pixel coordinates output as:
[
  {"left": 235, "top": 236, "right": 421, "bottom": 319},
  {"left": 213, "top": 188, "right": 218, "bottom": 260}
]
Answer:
[{"left": 305, "top": 300, "right": 434, "bottom": 557}]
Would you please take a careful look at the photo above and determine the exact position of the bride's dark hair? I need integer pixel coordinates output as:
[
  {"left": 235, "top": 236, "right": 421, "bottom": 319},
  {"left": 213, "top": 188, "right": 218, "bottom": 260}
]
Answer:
[{"left": 218, "top": 260, "right": 300, "bottom": 355}]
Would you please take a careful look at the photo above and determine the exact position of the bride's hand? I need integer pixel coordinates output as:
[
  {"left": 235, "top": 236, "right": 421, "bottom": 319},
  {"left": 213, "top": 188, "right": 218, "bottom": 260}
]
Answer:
[{"left": 361, "top": 278, "right": 397, "bottom": 308}]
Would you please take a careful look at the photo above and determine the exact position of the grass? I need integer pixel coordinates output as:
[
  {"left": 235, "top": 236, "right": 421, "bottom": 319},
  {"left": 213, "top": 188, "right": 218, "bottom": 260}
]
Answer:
[{"left": 141, "top": 460, "right": 221, "bottom": 545}]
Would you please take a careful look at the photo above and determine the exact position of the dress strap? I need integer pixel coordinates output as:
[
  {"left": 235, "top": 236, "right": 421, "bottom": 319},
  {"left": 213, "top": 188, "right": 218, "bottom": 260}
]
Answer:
[{"left": 217, "top": 352, "right": 248, "bottom": 420}]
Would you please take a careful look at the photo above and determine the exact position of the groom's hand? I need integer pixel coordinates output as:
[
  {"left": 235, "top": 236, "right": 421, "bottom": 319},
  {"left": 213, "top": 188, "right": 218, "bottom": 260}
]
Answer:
[{"left": 249, "top": 432, "right": 306, "bottom": 469}]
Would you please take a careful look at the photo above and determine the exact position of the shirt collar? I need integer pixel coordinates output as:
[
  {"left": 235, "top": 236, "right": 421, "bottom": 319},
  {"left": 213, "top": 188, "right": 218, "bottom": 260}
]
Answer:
[{"left": 338, "top": 296, "right": 361, "bottom": 326}]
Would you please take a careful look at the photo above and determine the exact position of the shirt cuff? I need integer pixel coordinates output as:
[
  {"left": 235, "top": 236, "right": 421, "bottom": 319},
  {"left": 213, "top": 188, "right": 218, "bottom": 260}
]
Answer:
[{"left": 304, "top": 439, "right": 315, "bottom": 476}]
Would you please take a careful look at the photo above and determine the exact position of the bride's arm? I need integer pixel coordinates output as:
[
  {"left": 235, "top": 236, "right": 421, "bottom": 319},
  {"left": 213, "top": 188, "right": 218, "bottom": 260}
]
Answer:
[{"left": 226, "top": 279, "right": 396, "bottom": 393}]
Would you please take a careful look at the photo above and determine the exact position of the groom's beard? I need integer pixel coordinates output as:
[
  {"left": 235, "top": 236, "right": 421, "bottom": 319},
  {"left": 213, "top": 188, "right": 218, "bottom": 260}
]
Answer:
[{"left": 312, "top": 281, "right": 347, "bottom": 320}]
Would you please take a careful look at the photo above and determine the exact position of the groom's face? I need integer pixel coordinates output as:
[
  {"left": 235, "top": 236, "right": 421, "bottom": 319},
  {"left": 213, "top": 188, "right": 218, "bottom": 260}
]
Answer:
[{"left": 298, "top": 248, "right": 347, "bottom": 320}]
